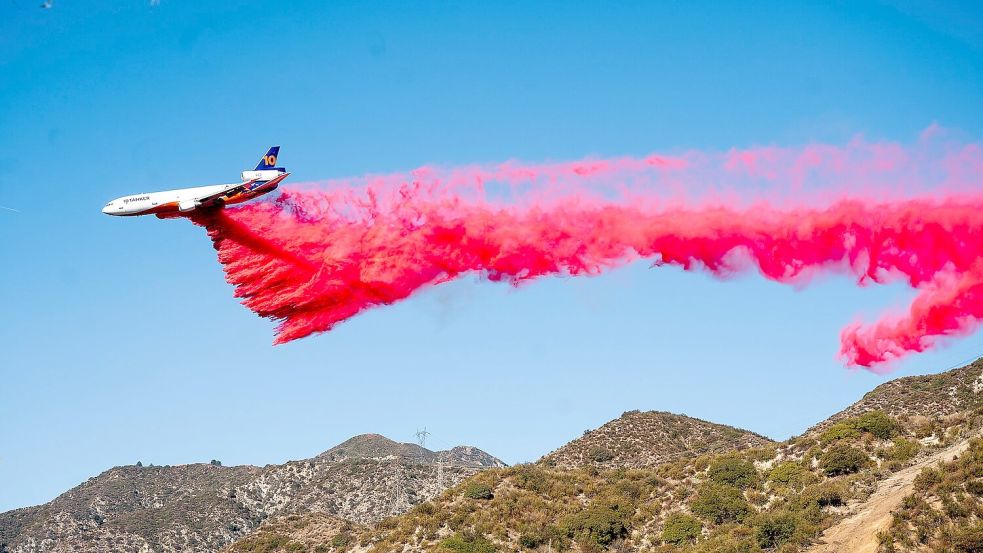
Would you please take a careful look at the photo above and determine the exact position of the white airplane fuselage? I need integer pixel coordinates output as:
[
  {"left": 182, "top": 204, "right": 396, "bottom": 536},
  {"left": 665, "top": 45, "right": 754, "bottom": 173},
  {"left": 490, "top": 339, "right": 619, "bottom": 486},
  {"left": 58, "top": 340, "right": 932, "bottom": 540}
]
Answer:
[{"left": 102, "top": 147, "right": 289, "bottom": 218}]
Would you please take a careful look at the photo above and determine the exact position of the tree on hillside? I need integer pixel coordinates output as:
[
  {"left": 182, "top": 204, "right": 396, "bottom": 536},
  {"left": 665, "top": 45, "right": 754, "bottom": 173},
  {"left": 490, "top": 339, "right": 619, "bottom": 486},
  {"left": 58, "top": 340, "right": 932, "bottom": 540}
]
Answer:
[
  {"left": 706, "top": 456, "right": 759, "bottom": 489},
  {"left": 820, "top": 444, "right": 869, "bottom": 476}
]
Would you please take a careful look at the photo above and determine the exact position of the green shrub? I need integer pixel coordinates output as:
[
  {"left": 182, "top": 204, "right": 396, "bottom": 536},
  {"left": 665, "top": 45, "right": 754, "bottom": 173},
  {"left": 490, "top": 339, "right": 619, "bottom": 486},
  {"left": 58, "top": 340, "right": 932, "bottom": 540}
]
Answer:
[
  {"left": 792, "top": 481, "right": 849, "bottom": 516},
  {"left": 914, "top": 467, "right": 943, "bottom": 492},
  {"left": 331, "top": 532, "right": 351, "bottom": 549},
  {"left": 820, "top": 444, "right": 869, "bottom": 476},
  {"left": 707, "top": 456, "right": 759, "bottom": 489},
  {"left": 881, "top": 438, "right": 920, "bottom": 462},
  {"left": 754, "top": 512, "right": 801, "bottom": 549},
  {"left": 820, "top": 422, "right": 860, "bottom": 444},
  {"left": 661, "top": 512, "right": 702, "bottom": 544},
  {"left": 233, "top": 534, "right": 304, "bottom": 553},
  {"left": 561, "top": 504, "right": 628, "bottom": 546},
  {"left": 949, "top": 523, "right": 983, "bottom": 553},
  {"left": 518, "top": 526, "right": 567, "bottom": 550},
  {"left": 686, "top": 530, "right": 760, "bottom": 553},
  {"left": 588, "top": 446, "right": 615, "bottom": 463},
  {"left": 463, "top": 482, "right": 494, "bottom": 500},
  {"left": 413, "top": 502, "right": 437, "bottom": 516},
  {"left": 439, "top": 532, "right": 496, "bottom": 553},
  {"left": 854, "top": 411, "right": 901, "bottom": 440},
  {"left": 767, "top": 462, "right": 813, "bottom": 490},
  {"left": 821, "top": 411, "right": 901, "bottom": 444},
  {"left": 691, "top": 482, "right": 751, "bottom": 524},
  {"left": 511, "top": 465, "right": 550, "bottom": 493},
  {"left": 966, "top": 479, "right": 983, "bottom": 496}
]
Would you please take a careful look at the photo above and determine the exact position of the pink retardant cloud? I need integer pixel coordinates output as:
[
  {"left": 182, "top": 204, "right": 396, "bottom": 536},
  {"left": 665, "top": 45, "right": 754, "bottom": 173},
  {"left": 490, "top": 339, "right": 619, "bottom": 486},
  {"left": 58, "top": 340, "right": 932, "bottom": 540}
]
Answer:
[{"left": 188, "top": 132, "right": 983, "bottom": 371}]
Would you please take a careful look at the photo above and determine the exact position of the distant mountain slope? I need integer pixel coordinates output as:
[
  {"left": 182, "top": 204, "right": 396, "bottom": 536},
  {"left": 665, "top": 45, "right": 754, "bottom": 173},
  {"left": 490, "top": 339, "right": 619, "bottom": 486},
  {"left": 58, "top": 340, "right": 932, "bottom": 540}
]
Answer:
[
  {"left": 318, "top": 434, "right": 505, "bottom": 468},
  {"left": 0, "top": 464, "right": 261, "bottom": 553},
  {"left": 0, "top": 435, "right": 502, "bottom": 553},
  {"left": 539, "top": 410, "right": 774, "bottom": 469}
]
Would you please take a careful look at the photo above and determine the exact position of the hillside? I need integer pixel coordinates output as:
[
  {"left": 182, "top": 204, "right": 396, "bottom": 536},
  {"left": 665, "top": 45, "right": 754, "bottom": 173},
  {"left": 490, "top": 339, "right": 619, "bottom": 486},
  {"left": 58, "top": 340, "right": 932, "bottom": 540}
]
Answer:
[
  {"left": 0, "top": 435, "right": 502, "bottom": 553},
  {"left": 6, "top": 360, "right": 982, "bottom": 553},
  {"left": 0, "top": 463, "right": 261, "bottom": 553},
  {"left": 809, "top": 358, "right": 983, "bottom": 435},
  {"left": 225, "top": 359, "right": 983, "bottom": 553},
  {"left": 805, "top": 434, "right": 980, "bottom": 553},
  {"left": 875, "top": 437, "right": 983, "bottom": 552},
  {"left": 540, "top": 410, "right": 774, "bottom": 469}
]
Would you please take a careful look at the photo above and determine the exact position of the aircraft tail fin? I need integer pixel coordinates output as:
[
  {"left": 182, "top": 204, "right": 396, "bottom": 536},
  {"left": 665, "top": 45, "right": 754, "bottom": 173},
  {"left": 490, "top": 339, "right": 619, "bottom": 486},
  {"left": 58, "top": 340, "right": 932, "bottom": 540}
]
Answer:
[{"left": 254, "top": 146, "right": 281, "bottom": 170}]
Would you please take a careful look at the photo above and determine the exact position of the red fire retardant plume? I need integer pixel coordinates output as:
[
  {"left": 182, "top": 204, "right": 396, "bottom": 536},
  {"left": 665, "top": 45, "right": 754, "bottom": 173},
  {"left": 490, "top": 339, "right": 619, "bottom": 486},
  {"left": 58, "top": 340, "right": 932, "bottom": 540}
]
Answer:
[{"left": 190, "top": 133, "right": 983, "bottom": 371}]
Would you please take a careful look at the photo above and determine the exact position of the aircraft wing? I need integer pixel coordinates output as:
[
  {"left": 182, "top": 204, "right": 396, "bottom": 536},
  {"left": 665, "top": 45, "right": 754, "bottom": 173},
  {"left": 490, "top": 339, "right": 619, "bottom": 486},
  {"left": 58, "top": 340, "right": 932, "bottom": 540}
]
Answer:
[{"left": 194, "top": 179, "right": 259, "bottom": 208}]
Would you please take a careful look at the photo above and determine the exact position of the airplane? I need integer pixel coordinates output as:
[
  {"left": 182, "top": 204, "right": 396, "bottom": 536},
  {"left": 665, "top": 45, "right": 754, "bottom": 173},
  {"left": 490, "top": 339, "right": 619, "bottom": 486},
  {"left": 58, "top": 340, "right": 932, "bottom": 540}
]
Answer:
[{"left": 102, "top": 146, "right": 290, "bottom": 218}]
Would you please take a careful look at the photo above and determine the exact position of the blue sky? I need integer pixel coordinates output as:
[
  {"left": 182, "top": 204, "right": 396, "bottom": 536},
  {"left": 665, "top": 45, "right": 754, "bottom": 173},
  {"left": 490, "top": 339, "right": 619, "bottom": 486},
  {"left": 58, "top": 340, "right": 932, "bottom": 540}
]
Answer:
[{"left": 1, "top": 0, "right": 982, "bottom": 512}]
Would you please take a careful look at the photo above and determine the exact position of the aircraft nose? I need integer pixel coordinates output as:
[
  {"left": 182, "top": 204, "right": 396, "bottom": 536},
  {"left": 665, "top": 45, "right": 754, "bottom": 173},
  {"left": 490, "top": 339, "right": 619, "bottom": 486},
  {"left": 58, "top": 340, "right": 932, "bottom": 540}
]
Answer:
[{"left": 102, "top": 202, "right": 115, "bottom": 215}]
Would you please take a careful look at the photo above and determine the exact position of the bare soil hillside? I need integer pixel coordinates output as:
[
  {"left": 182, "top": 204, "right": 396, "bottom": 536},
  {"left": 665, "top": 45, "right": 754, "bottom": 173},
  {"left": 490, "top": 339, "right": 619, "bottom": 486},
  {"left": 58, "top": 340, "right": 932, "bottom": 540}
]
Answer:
[{"left": 805, "top": 430, "right": 979, "bottom": 553}]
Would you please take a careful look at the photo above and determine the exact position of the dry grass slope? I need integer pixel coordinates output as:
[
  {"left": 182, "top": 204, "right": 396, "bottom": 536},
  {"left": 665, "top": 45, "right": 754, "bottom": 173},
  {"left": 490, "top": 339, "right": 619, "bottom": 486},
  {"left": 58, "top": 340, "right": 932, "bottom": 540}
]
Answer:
[{"left": 540, "top": 410, "right": 775, "bottom": 470}]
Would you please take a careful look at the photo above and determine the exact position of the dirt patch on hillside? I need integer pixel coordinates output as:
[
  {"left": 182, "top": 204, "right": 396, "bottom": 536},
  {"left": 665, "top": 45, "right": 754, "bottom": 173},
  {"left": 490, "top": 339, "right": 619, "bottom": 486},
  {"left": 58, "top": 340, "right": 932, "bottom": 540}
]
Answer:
[{"left": 806, "top": 435, "right": 976, "bottom": 553}]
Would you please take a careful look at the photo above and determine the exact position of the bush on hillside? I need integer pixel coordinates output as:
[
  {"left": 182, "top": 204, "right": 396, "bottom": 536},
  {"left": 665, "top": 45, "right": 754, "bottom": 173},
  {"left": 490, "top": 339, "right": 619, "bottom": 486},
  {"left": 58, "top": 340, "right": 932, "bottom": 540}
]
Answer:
[
  {"left": 821, "top": 411, "right": 902, "bottom": 445},
  {"left": 463, "top": 482, "right": 494, "bottom": 500},
  {"left": 880, "top": 438, "right": 920, "bottom": 462},
  {"left": 707, "top": 456, "right": 760, "bottom": 489},
  {"left": 691, "top": 482, "right": 751, "bottom": 524},
  {"left": 661, "top": 513, "right": 702, "bottom": 544},
  {"left": 439, "top": 532, "right": 496, "bottom": 553},
  {"left": 767, "top": 462, "right": 815, "bottom": 491},
  {"left": 966, "top": 479, "right": 983, "bottom": 496},
  {"left": 510, "top": 465, "right": 551, "bottom": 494},
  {"left": 683, "top": 530, "right": 759, "bottom": 553},
  {"left": 820, "top": 444, "right": 869, "bottom": 476},
  {"left": 754, "top": 512, "right": 805, "bottom": 549},
  {"left": 854, "top": 411, "right": 902, "bottom": 440},
  {"left": 561, "top": 504, "right": 628, "bottom": 546},
  {"left": 518, "top": 525, "right": 567, "bottom": 550},
  {"left": 948, "top": 523, "right": 983, "bottom": 553},
  {"left": 820, "top": 421, "right": 860, "bottom": 444},
  {"left": 588, "top": 446, "right": 615, "bottom": 463},
  {"left": 914, "top": 467, "right": 943, "bottom": 492}
]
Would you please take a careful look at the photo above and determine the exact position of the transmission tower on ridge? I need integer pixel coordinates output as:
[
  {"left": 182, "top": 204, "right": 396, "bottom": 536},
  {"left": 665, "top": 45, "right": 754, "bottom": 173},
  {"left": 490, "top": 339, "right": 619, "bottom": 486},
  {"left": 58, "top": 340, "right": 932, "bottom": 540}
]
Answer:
[
  {"left": 436, "top": 457, "right": 445, "bottom": 493},
  {"left": 415, "top": 427, "right": 430, "bottom": 449},
  {"left": 389, "top": 461, "right": 407, "bottom": 517}
]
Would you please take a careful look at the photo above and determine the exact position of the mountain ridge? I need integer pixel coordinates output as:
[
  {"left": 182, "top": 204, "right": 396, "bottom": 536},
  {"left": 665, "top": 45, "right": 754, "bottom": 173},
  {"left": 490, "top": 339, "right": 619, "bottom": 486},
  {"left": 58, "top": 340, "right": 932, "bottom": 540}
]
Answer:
[
  {"left": 0, "top": 435, "right": 503, "bottom": 553},
  {"left": 224, "top": 359, "right": 983, "bottom": 553},
  {"left": 6, "top": 360, "right": 983, "bottom": 553}
]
